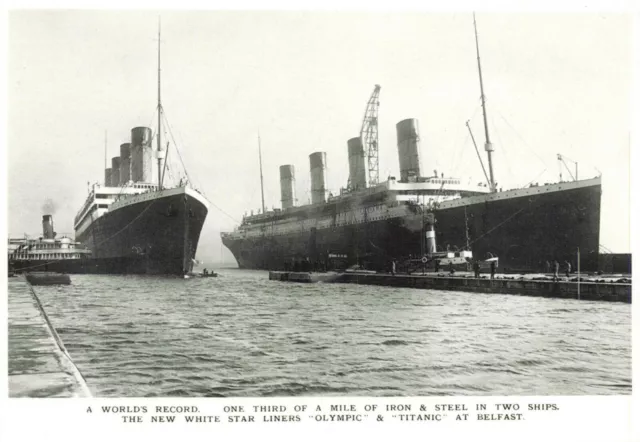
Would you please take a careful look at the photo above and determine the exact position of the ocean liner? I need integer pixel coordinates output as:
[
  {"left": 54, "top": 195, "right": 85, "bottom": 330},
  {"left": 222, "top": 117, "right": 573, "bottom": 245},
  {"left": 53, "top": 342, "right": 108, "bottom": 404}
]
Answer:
[
  {"left": 221, "top": 17, "right": 602, "bottom": 273},
  {"left": 73, "top": 26, "right": 209, "bottom": 275}
]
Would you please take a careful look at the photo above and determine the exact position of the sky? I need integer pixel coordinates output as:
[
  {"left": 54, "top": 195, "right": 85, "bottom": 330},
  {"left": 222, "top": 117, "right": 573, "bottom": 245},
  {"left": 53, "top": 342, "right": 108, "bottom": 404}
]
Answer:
[{"left": 6, "top": 10, "right": 632, "bottom": 262}]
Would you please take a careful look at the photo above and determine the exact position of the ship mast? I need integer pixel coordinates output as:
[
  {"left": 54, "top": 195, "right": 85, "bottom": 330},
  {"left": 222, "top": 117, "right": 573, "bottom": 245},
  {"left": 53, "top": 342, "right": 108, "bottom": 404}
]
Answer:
[
  {"left": 104, "top": 130, "right": 107, "bottom": 185},
  {"left": 258, "top": 133, "right": 266, "bottom": 213},
  {"left": 473, "top": 13, "right": 496, "bottom": 193},
  {"left": 156, "top": 18, "right": 165, "bottom": 190}
]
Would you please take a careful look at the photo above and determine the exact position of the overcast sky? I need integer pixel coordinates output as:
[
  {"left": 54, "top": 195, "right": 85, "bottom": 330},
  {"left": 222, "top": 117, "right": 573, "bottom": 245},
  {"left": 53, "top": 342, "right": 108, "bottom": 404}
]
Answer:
[{"left": 7, "top": 11, "right": 631, "bottom": 261}]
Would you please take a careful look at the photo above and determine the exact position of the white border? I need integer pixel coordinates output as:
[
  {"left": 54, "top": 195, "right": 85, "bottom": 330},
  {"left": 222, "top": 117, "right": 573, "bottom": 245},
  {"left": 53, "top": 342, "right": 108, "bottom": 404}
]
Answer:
[{"left": 1, "top": 3, "right": 637, "bottom": 442}]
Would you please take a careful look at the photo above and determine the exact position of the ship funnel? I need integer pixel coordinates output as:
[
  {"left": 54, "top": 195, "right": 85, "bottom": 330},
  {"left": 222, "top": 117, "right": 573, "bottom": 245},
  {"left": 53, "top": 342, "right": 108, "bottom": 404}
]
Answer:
[
  {"left": 105, "top": 168, "right": 113, "bottom": 187},
  {"left": 347, "top": 137, "right": 367, "bottom": 190},
  {"left": 425, "top": 214, "right": 437, "bottom": 256},
  {"left": 309, "top": 152, "right": 328, "bottom": 204},
  {"left": 42, "top": 214, "right": 55, "bottom": 239},
  {"left": 396, "top": 118, "right": 422, "bottom": 182},
  {"left": 119, "top": 143, "right": 131, "bottom": 185},
  {"left": 130, "top": 127, "right": 153, "bottom": 183},
  {"left": 279, "top": 165, "right": 296, "bottom": 209},
  {"left": 111, "top": 157, "right": 121, "bottom": 188}
]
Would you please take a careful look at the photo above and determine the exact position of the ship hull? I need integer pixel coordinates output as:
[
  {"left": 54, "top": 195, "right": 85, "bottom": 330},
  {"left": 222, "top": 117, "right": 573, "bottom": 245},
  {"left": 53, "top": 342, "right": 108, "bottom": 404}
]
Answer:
[
  {"left": 222, "top": 180, "right": 601, "bottom": 273},
  {"left": 76, "top": 187, "right": 208, "bottom": 275},
  {"left": 9, "top": 258, "right": 95, "bottom": 274}
]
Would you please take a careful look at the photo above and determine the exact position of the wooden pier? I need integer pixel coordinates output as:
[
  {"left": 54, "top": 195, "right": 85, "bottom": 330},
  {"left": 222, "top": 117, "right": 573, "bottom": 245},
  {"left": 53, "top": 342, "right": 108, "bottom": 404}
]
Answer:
[
  {"left": 8, "top": 276, "right": 91, "bottom": 397},
  {"left": 269, "top": 271, "right": 631, "bottom": 303}
]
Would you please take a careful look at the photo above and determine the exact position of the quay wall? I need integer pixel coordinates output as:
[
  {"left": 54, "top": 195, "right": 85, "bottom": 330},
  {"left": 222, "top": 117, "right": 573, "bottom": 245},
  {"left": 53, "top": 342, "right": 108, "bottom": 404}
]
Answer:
[
  {"left": 336, "top": 273, "right": 631, "bottom": 303},
  {"left": 8, "top": 276, "right": 92, "bottom": 397},
  {"left": 269, "top": 271, "right": 631, "bottom": 303}
]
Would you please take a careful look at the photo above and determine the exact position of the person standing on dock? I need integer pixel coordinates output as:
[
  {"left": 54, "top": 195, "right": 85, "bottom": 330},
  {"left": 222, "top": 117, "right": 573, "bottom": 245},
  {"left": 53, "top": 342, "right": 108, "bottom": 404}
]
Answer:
[
  {"left": 565, "top": 261, "right": 572, "bottom": 278},
  {"left": 490, "top": 260, "right": 496, "bottom": 279},
  {"left": 553, "top": 260, "right": 560, "bottom": 281},
  {"left": 434, "top": 259, "right": 440, "bottom": 273},
  {"left": 391, "top": 260, "right": 396, "bottom": 276},
  {"left": 473, "top": 260, "right": 480, "bottom": 278}
]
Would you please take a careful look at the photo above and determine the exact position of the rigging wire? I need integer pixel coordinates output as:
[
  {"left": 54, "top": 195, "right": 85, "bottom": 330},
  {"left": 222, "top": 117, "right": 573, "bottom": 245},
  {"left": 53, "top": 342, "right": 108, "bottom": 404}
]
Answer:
[
  {"left": 161, "top": 110, "right": 192, "bottom": 187},
  {"left": 160, "top": 112, "right": 239, "bottom": 224},
  {"left": 92, "top": 199, "right": 159, "bottom": 249},
  {"left": 449, "top": 104, "right": 482, "bottom": 176},
  {"left": 495, "top": 109, "right": 548, "bottom": 168},
  {"left": 8, "top": 259, "right": 63, "bottom": 272},
  {"left": 112, "top": 101, "right": 241, "bottom": 226},
  {"left": 490, "top": 115, "right": 513, "bottom": 189},
  {"left": 523, "top": 168, "right": 548, "bottom": 188},
  {"left": 468, "top": 206, "right": 526, "bottom": 246},
  {"left": 147, "top": 108, "right": 158, "bottom": 135},
  {"left": 209, "top": 201, "right": 241, "bottom": 224},
  {"left": 449, "top": 132, "right": 472, "bottom": 183},
  {"left": 599, "top": 244, "right": 613, "bottom": 253}
]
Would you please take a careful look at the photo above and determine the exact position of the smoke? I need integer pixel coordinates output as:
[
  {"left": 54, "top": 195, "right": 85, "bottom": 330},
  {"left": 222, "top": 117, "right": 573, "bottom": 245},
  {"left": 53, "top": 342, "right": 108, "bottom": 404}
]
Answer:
[
  {"left": 42, "top": 198, "right": 57, "bottom": 215},
  {"left": 401, "top": 214, "right": 423, "bottom": 233}
]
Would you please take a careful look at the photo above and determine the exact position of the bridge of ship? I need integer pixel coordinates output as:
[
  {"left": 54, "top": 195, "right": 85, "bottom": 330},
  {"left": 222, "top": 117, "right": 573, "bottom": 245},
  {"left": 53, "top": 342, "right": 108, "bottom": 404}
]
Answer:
[{"left": 73, "top": 182, "right": 160, "bottom": 235}]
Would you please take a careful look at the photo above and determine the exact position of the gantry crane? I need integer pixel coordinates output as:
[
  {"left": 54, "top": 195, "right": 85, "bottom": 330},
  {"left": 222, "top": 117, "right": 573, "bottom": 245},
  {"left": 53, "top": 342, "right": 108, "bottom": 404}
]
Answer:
[{"left": 361, "top": 84, "right": 381, "bottom": 187}]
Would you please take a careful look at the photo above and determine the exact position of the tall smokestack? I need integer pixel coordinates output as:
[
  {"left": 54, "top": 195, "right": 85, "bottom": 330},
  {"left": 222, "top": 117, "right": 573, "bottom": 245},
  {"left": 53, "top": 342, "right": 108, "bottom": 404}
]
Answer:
[
  {"left": 105, "top": 168, "right": 113, "bottom": 187},
  {"left": 130, "top": 127, "right": 153, "bottom": 183},
  {"left": 111, "top": 157, "right": 121, "bottom": 188},
  {"left": 425, "top": 214, "right": 437, "bottom": 256},
  {"left": 279, "top": 165, "right": 296, "bottom": 209},
  {"left": 396, "top": 118, "right": 422, "bottom": 182},
  {"left": 119, "top": 143, "right": 131, "bottom": 185},
  {"left": 348, "top": 137, "right": 367, "bottom": 190},
  {"left": 42, "top": 215, "right": 55, "bottom": 239},
  {"left": 309, "top": 152, "right": 328, "bottom": 205}
]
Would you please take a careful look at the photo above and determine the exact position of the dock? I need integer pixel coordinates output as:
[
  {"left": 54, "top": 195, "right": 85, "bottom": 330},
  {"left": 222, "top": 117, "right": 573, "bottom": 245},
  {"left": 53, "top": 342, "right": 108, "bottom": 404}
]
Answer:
[
  {"left": 269, "top": 271, "right": 343, "bottom": 283},
  {"left": 8, "top": 276, "right": 91, "bottom": 397},
  {"left": 268, "top": 271, "right": 631, "bottom": 303}
]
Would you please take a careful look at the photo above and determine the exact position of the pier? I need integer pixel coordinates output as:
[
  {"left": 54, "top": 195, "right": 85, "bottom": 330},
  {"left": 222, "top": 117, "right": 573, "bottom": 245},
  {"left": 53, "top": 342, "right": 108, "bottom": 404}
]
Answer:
[
  {"left": 268, "top": 271, "right": 631, "bottom": 303},
  {"left": 8, "top": 276, "right": 91, "bottom": 397}
]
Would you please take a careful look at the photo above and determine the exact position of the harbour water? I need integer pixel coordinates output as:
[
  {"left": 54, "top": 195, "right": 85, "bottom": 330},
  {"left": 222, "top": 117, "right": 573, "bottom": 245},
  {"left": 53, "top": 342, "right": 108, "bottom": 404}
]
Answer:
[{"left": 34, "top": 269, "right": 631, "bottom": 397}]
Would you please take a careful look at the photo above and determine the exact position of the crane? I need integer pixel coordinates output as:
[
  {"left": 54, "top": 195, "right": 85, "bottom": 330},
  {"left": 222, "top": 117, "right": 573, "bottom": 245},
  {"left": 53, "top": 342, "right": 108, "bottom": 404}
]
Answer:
[
  {"left": 557, "top": 153, "right": 578, "bottom": 182},
  {"left": 361, "top": 84, "right": 381, "bottom": 187}
]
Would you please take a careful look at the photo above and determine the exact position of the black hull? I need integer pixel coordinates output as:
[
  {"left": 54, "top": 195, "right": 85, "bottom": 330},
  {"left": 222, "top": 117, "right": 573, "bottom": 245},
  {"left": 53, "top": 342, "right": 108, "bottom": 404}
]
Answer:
[
  {"left": 223, "top": 181, "right": 601, "bottom": 273},
  {"left": 76, "top": 189, "right": 208, "bottom": 275},
  {"left": 9, "top": 259, "right": 94, "bottom": 274}
]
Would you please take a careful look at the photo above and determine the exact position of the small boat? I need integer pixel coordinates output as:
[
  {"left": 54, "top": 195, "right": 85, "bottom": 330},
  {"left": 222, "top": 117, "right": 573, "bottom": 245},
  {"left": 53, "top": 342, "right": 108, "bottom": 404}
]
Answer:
[
  {"left": 185, "top": 271, "right": 218, "bottom": 278},
  {"left": 25, "top": 272, "right": 71, "bottom": 285},
  {"left": 268, "top": 271, "right": 342, "bottom": 283}
]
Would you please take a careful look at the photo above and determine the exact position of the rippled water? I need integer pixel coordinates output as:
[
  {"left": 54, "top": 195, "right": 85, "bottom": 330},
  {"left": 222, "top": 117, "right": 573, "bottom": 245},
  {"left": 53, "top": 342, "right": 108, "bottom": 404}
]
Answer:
[{"left": 34, "top": 270, "right": 631, "bottom": 397}]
